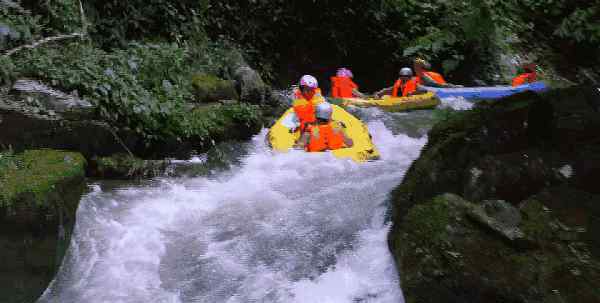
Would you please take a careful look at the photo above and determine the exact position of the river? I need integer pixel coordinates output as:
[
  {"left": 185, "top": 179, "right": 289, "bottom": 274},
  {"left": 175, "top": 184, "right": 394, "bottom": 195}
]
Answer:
[{"left": 37, "top": 96, "right": 470, "bottom": 303}]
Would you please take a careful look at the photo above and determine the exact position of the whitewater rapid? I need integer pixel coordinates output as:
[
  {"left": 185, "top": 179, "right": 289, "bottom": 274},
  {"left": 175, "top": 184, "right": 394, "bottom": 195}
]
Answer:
[{"left": 38, "top": 107, "right": 434, "bottom": 303}]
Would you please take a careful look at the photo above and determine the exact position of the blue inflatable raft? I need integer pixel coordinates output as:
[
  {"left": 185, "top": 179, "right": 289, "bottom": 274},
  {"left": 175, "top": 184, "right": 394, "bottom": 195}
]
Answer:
[{"left": 421, "top": 81, "right": 548, "bottom": 100}]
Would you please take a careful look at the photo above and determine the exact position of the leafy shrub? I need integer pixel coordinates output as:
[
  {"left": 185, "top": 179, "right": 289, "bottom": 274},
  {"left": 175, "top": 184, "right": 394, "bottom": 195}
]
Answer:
[
  {"left": 0, "top": 56, "right": 16, "bottom": 85},
  {"left": 37, "top": 0, "right": 83, "bottom": 34},
  {"left": 12, "top": 41, "right": 261, "bottom": 143},
  {"left": 78, "top": 0, "right": 209, "bottom": 47},
  {"left": 554, "top": 7, "right": 600, "bottom": 43},
  {"left": 0, "top": 1, "right": 44, "bottom": 50}
]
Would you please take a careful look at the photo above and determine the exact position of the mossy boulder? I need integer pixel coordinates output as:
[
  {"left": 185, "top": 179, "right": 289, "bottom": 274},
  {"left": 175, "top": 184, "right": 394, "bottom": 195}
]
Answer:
[
  {"left": 232, "top": 65, "right": 270, "bottom": 104},
  {"left": 147, "top": 102, "right": 265, "bottom": 157},
  {"left": 395, "top": 193, "right": 600, "bottom": 303},
  {"left": 191, "top": 74, "right": 238, "bottom": 103},
  {"left": 0, "top": 149, "right": 86, "bottom": 213},
  {"left": 390, "top": 86, "right": 600, "bottom": 302},
  {"left": 391, "top": 86, "right": 600, "bottom": 223},
  {"left": 0, "top": 149, "right": 87, "bottom": 303}
]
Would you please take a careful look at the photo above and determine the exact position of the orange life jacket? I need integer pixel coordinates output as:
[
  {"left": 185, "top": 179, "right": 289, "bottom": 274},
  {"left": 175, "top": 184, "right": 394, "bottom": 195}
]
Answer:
[
  {"left": 392, "top": 77, "right": 418, "bottom": 97},
  {"left": 512, "top": 72, "right": 537, "bottom": 87},
  {"left": 293, "top": 88, "right": 324, "bottom": 131},
  {"left": 330, "top": 76, "right": 358, "bottom": 98},
  {"left": 416, "top": 71, "right": 447, "bottom": 85},
  {"left": 306, "top": 123, "right": 346, "bottom": 152}
]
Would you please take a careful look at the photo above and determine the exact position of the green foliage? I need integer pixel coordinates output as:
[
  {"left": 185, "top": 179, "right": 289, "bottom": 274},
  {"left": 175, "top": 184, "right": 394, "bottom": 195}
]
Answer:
[
  {"left": 489, "top": 0, "right": 600, "bottom": 46},
  {"left": 81, "top": 0, "right": 209, "bottom": 47},
  {"left": 180, "top": 103, "right": 261, "bottom": 140},
  {"left": 0, "top": 56, "right": 16, "bottom": 85},
  {"left": 0, "top": 150, "right": 16, "bottom": 172},
  {"left": 38, "top": 0, "right": 83, "bottom": 34},
  {"left": 0, "top": 2, "right": 44, "bottom": 50},
  {"left": 11, "top": 41, "right": 261, "bottom": 143},
  {"left": 554, "top": 7, "right": 600, "bottom": 43}
]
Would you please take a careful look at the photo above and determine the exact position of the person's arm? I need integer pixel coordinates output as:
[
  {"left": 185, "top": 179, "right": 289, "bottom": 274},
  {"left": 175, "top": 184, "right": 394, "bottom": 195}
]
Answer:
[
  {"left": 419, "top": 73, "right": 445, "bottom": 87},
  {"left": 331, "top": 122, "right": 353, "bottom": 147},
  {"left": 294, "top": 131, "right": 310, "bottom": 149},
  {"left": 352, "top": 89, "right": 368, "bottom": 98},
  {"left": 421, "top": 73, "right": 463, "bottom": 88},
  {"left": 374, "top": 87, "right": 393, "bottom": 98}
]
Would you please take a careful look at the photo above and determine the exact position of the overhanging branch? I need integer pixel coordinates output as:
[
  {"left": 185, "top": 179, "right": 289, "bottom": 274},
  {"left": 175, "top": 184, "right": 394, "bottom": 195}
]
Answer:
[{"left": 2, "top": 32, "right": 84, "bottom": 58}]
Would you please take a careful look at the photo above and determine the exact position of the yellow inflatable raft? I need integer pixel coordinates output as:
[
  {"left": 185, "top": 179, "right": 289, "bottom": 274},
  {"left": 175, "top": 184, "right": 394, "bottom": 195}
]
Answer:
[
  {"left": 340, "top": 91, "right": 439, "bottom": 112},
  {"left": 267, "top": 104, "right": 380, "bottom": 162}
]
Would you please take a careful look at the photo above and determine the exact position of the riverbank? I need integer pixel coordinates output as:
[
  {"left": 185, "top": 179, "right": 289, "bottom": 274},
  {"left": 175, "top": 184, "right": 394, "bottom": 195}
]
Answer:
[{"left": 389, "top": 86, "right": 600, "bottom": 302}]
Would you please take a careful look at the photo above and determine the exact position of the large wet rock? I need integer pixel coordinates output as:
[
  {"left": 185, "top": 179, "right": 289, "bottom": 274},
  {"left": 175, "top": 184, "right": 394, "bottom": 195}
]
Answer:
[
  {"left": 0, "top": 80, "right": 139, "bottom": 158},
  {"left": 389, "top": 86, "right": 600, "bottom": 303},
  {"left": 232, "top": 65, "right": 270, "bottom": 104},
  {"left": 11, "top": 80, "right": 95, "bottom": 119},
  {"left": 0, "top": 149, "right": 87, "bottom": 303},
  {"left": 396, "top": 193, "right": 600, "bottom": 303}
]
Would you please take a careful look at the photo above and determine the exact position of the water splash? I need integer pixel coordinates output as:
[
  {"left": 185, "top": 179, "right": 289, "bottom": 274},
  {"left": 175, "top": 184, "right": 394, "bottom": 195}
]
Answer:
[
  {"left": 439, "top": 96, "right": 474, "bottom": 110},
  {"left": 39, "top": 116, "right": 427, "bottom": 303}
]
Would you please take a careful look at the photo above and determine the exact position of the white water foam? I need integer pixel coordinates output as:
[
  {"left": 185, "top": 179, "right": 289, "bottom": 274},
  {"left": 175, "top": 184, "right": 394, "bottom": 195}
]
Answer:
[
  {"left": 439, "top": 96, "right": 474, "bottom": 110},
  {"left": 39, "top": 119, "right": 426, "bottom": 303}
]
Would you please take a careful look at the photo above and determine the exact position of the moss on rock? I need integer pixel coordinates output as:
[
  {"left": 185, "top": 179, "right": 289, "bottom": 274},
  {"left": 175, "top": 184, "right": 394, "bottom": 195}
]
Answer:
[
  {"left": 0, "top": 149, "right": 87, "bottom": 303},
  {"left": 0, "top": 149, "right": 86, "bottom": 209},
  {"left": 191, "top": 74, "right": 239, "bottom": 103},
  {"left": 397, "top": 193, "right": 600, "bottom": 303},
  {"left": 390, "top": 86, "right": 600, "bottom": 303}
]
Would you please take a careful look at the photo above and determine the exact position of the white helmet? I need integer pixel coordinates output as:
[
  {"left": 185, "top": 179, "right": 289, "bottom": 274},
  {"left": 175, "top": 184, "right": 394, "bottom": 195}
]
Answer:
[
  {"left": 299, "top": 75, "right": 318, "bottom": 88},
  {"left": 399, "top": 67, "right": 413, "bottom": 77},
  {"left": 315, "top": 102, "right": 333, "bottom": 120}
]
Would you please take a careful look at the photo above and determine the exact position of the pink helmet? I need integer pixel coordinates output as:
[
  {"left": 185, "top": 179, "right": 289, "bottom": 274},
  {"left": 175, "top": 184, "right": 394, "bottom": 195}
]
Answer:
[
  {"left": 299, "top": 75, "right": 318, "bottom": 88},
  {"left": 336, "top": 68, "right": 353, "bottom": 78}
]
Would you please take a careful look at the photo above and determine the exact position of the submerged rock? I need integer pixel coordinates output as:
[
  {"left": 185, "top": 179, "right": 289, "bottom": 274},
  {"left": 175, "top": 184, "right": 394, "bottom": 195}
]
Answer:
[
  {"left": 0, "top": 149, "right": 87, "bottom": 303},
  {"left": 389, "top": 86, "right": 600, "bottom": 302}
]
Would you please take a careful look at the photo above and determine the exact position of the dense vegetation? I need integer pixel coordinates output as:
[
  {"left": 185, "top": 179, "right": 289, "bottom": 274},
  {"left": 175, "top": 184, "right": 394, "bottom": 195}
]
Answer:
[
  {"left": 1, "top": 0, "right": 262, "bottom": 145},
  {"left": 1, "top": 0, "right": 598, "bottom": 141},
  {"left": 204, "top": 0, "right": 600, "bottom": 86}
]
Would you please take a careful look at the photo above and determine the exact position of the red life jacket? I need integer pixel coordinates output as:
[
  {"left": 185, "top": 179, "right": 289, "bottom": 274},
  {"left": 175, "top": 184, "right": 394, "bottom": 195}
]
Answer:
[
  {"left": 512, "top": 72, "right": 537, "bottom": 87},
  {"left": 330, "top": 76, "right": 358, "bottom": 98},
  {"left": 306, "top": 123, "right": 346, "bottom": 152},
  {"left": 416, "top": 71, "right": 447, "bottom": 86},
  {"left": 392, "top": 78, "right": 418, "bottom": 97}
]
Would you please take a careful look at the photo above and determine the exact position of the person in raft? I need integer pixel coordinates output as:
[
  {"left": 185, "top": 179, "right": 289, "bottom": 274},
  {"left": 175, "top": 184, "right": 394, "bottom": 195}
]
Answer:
[
  {"left": 296, "top": 102, "right": 354, "bottom": 152},
  {"left": 330, "top": 67, "right": 368, "bottom": 98},
  {"left": 413, "top": 58, "right": 462, "bottom": 88},
  {"left": 512, "top": 63, "right": 537, "bottom": 87},
  {"left": 291, "top": 75, "right": 326, "bottom": 133},
  {"left": 374, "top": 67, "right": 419, "bottom": 98}
]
